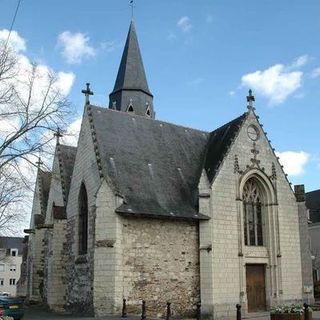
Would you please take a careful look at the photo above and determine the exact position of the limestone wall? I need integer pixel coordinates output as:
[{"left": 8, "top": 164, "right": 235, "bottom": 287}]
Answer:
[
  {"left": 122, "top": 218, "right": 200, "bottom": 317},
  {"left": 296, "top": 199, "right": 314, "bottom": 304},
  {"left": 30, "top": 228, "right": 46, "bottom": 301},
  {"left": 93, "top": 181, "right": 200, "bottom": 318},
  {"left": 65, "top": 109, "right": 101, "bottom": 314},
  {"left": 46, "top": 220, "right": 67, "bottom": 311},
  {"left": 199, "top": 110, "right": 303, "bottom": 319},
  {"left": 45, "top": 152, "right": 65, "bottom": 224}
]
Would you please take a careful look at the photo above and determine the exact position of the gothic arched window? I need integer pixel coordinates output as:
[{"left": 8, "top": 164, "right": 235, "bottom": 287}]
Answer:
[
  {"left": 243, "top": 178, "right": 264, "bottom": 246},
  {"left": 78, "top": 183, "right": 88, "bottom": 254}
]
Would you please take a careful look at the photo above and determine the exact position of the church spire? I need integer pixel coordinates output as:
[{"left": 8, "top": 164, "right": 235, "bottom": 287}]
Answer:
[{"left": 109, "top": 21, "right": 155, "bottom": 118}]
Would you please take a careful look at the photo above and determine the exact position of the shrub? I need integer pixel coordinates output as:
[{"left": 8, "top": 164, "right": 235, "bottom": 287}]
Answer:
[{"left": 270, "top": 305, "right": 304, "bottom": 314}]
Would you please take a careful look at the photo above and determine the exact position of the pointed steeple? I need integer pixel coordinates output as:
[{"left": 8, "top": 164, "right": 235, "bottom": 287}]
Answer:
[{"left": 109, "top": 21, "right": 155, "bottom": 118}]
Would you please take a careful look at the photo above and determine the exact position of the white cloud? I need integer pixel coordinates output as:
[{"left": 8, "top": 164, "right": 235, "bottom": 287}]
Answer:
[
  {"left": 188, "top": 77, "right": 204, "bottom": 87},
  {"left": 58, "top": 31, "right": 96, "bottom": 64},
  {"left": 0, "top": 29, "right": 75, "bottom": 140},
  {"left": 310, "top": 67, "right": 320, "bottom": 79},
  {"left": 177, "top": 16, "right": 192, "bottom": 32},
  {"left": 55, "top": 72, "right": 75, "bottom": 96},
  {"left": 61, "top": 116, "right": 82, "bottom": 146},
  {"left": 276, "top": 151, "right": 309, "bottom": 176},
  {"left": 289, "top": 54, "right": 309, "bottom": 69},
  {"left": 100, "top": 41, "right": 115, "bottom": 53},
  {"left": 229, "top": 90, "right": 235, "bottom": 96},
  {"left": 241, "top": 64, "right": 302, "bottom": 105},
  {"left": 0, "top": 29, "right": 26, "bottom": 52}
]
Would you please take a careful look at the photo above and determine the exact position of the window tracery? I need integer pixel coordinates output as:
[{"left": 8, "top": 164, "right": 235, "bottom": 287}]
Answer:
[{"left": 243, "top": 178, "right": 264, "bottom": 246}]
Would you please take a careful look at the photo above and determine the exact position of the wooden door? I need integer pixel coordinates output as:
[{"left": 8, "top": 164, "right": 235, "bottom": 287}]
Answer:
[{"left": 246, "top": 264, "right": 266, "bottom": 312}]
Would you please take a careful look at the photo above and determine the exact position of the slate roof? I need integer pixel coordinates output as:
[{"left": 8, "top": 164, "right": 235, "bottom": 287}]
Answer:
[
  {"left": 38, "top": 170, "right": 51, "bottom": 216},
  {"left": 109, "top": 21, "right": 154, "bottom": 117},
  {"left": 306, "top": 189, "right": 320, "bottom": 223},
  {"left": 90, "top": 106, "right": 209, "bottom": 219},
  {"left": 111, "top": 21, "right": 152, "bottom": 97},
  {"left": 58, "top": 144, "right": 77, "bottom": 203},
  {"left": 59, "top": 144, "right": 77, "bottom": 177},
  {"left": 89, "top": 106, "right": 247, "bottom": 220},
  {"left": 0, "top": 237, "right": 23, "bottom": 253},
  {"left": 205, "top": 113, "right": 247, "bottom": 183}
]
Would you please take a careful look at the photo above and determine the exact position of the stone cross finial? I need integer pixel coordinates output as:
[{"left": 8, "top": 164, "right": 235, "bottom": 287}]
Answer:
[
  {"left": 247, "top": 89, "right": 255, "bottom": 110},
  {"left": 36, "top": 157, "right": 43, "bottom": 169},
  {"left": 54, "top": 127, "right": 63, "bottom": 145},
  {"left": 81, "top": 83, "right": 94, "bottom": 105}
]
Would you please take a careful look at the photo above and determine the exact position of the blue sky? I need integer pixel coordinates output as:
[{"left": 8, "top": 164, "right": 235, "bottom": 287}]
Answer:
[{"left": 1, "top": 0, "right": 319, "bottom": 192}]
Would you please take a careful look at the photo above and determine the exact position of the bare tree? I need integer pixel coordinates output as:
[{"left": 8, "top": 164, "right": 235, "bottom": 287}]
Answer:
[{"left": 0, "top": 42, "right": 73, "bottom": 233}]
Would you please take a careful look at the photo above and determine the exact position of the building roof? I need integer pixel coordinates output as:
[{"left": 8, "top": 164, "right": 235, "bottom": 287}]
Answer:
[
  {"left": 306, "top": 189, "right": 320, "bottom": 223},
  {"left": 38, "top": 170, "right": 51, "bottom": 216},
  {"left": 89, "top": 106, "right": 210, "bottom": 219},
  {"left": 88, "top": 105, "right": 247, "bottom": 220},
  {"left": 205, "top": 113, "right": 247, "bottom": 183},
  {"left": 57, "top": 144, "right": 77, "bottom": 204},
  {"left": 111, "top": 21, "right": 151, "bottom": 96},
  {"left": 0, "top": 237, "right": 23, "bottom": 253},
  {"left": 109, "top": 21, "right": 154, "bottom": 117}
]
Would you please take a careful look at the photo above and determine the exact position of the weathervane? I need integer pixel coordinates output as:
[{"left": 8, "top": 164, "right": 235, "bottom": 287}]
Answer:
[
  {"left": 81, "top": 83, "right": 94, "bottom": 105},
  {"left": 129, "top": 0, "right": 135, "bottom": 19}
]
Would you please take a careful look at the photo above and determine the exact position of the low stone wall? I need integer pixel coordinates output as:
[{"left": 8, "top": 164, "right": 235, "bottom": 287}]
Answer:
[{"left": 121, "top": 217, "right": 200, "bottom": 318}]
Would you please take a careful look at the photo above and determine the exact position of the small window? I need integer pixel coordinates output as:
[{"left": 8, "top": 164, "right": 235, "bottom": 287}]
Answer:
[
  {"left": 127, "top": 105, "right": 134, "bottom": 112},
  {"left": 11, "top": 250, "right": 17, "bottom": 257},
  {"left": 10, "top": 265, "right": 16, "bottom": 272},
  {"left": 78, "top": 183, "right": 88, "bottom": 255},
  {"left": 0, "top": 264, "right": 4, "bottom": 272},
  {"left": 9, "top": 279, "right": 15, "bottom": 286},
  {"left": 0, "top": 279, "right": 3, "bottom": 286},
  {"left": 145, "top": 106, "right": 151, "bottom": 117}
]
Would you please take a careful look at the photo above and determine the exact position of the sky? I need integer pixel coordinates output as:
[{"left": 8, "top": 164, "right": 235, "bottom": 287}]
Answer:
[{"left": 0, "top": 0, "right": 319, "bottom": 198}]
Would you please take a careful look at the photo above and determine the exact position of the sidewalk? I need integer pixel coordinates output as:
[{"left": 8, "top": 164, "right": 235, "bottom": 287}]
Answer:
[{"left": 23, "top": 305, "right": 320, "bottom": 320}]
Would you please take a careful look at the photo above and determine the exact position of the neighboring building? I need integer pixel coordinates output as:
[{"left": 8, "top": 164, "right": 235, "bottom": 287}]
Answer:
[
  {"left": 306, "top": 189, "right": 320, "bottom": 281},
  {"left": 0, "top": 237, "right": 23, "bottom": 296},
  {"left": 21, "top": 21, "right": 313, "bottom": 319}
]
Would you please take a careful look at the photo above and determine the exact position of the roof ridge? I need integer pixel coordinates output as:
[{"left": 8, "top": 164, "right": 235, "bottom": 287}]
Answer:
[{"left": 89, "top": 104, "right": 209, "bottom": 134}]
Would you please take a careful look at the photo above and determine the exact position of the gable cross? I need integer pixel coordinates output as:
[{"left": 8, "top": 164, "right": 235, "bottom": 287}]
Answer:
[
  {"left": 54, "top": 127, "right": 63, "bottom": 145},
  {"left": 81, "top": 83, "right": 94, "bottom": 105},
  {"left": 247, "top": 89, "right": 255, "bottom": 111},
  {"left": 36, "top": 157, "right": 43, "bottom": 169}
]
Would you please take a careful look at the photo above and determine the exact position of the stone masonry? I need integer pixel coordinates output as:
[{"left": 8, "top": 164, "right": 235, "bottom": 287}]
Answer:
[
  {"left": 94, "top": 180, "right": 200, "bottom": 318},
  {"left": 65, "top": 108, "right": 102, "bottom": 314},
  {"left": 21, "top": 21, "right": 313, "bottom": 320},
  {"left": 199, "top": 109, "right": 306, "bottom": 319}
]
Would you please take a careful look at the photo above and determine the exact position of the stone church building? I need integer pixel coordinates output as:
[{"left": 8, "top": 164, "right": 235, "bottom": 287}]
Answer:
[{"left": 18, "top": 21, "right": 313, "bottom": 319}]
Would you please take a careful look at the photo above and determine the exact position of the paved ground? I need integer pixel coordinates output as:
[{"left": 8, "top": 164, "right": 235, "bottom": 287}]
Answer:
[
  {"left": 22, "top": 306, "right": 320, "bottom": 320},
  {"left": 23, "top": 305, "right": 152, "bottom": 320}
]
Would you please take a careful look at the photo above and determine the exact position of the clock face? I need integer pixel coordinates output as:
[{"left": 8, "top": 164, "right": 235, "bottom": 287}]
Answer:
[{"left": 247, "top": 125, "right": 259, "bottom": 141}]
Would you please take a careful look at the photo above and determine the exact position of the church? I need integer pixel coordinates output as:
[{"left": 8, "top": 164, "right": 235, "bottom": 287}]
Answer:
[{"left": 18, "top": 21, "right": 313, "bottom": 319}]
